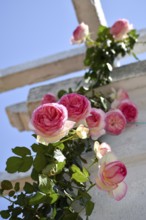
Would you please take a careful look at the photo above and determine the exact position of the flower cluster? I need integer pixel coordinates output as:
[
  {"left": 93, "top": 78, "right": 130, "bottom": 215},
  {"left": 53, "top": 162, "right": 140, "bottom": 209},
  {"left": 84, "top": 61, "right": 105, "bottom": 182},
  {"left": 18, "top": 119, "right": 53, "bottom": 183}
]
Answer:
[
  {"left": 33, "top": 89, "right": 137, "bottom": 145},
  {"left": 0, "top": 19, "right": 139, "bottom": 220}
]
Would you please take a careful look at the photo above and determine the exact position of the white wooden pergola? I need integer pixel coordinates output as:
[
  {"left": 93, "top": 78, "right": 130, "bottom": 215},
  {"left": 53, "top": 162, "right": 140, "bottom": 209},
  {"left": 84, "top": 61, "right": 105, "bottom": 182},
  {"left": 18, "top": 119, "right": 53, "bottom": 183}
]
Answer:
[{"left": 1, "top": 1, "right": 146, "bottom": 219}]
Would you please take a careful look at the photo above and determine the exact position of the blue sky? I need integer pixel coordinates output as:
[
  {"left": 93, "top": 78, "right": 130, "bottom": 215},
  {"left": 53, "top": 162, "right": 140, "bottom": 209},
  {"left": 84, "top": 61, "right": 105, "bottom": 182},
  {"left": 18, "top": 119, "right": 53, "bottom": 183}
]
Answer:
[{"left": 0, "top": 0, "right": 146, "bottom": 213}]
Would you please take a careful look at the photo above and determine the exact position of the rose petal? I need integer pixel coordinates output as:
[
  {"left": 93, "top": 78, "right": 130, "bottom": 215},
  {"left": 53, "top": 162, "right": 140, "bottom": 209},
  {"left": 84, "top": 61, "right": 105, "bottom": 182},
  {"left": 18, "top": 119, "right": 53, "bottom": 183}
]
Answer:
[
  {"left": 36, "top": 120, "right": 75, "bottom": 145},
  {"left": 111, "top": 181, "right": 128, "bottom": 201}
]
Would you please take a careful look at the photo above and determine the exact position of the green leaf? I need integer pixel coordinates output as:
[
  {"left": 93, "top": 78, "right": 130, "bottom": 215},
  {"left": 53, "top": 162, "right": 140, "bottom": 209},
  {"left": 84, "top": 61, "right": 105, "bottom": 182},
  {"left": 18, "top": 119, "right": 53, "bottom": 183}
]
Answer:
[
  {"left": 14, "top": 182, "right": 20, "bottom": 192},
  {"left": 12, "top": 146, "right": 31, "bottom": 157},
  {"left": 60, "top": 211, "right": 79, "bottom": 220},
  {"left": 52, "top": 142, "right": 65, "bottom": 150},
  {"left": 1, "top": 180, "right": 13, "bottom": 190},
  {"left": 6, "top": 157, "right": 22, "bottom": 173},
  {"left": 0, "top": 210, "right": 10, "bottom": 219},
  {"left": 39, "top": 175, "right": 54, "bottom": 194},
  {"left": 29, "top": 192, "right": 46, "bottom": 205},
  {"left": 31, "top": 168, "right": 39, "bottom": 181},
  {"left": 85, "top": 200, "right": 94, "bottom": 216},
  {"left": 18, "top": 156, "right": 33, "bottom": 172},
  {"left": 71, "top": 164, "right": 89, "bottom": 183},
  {"left": 6, "top": 156, "right": 33, "bottom": 173},
  {"left": 33, "top": 154, "right": 47, "bottom": 172},
  {"left": 23, "top": 182, "right": 34, "bottom": 194},
  {"left": 49, "top": 193, "right": 59, "bottom": 204},
  {"left": 9, "top": 190, "right": 15, "bottom": 197},
  {"left": 58, "top": 90, "right": 67, "bottom": 98}
]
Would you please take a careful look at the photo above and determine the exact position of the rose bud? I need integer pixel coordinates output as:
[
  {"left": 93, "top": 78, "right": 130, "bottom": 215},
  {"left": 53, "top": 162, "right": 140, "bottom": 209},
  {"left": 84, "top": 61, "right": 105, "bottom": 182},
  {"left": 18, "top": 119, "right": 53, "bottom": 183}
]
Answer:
[
  {"left": 71, "top": 22, "right": 89, "bottom": 44},
  {"left": 110, "top": 19, "right": 133, "bottom": 40},
  {"left": 94, "top": 141, "right": 111, "bottom": 159},
  {"left": 41, "top": 93, "right": 57, "bottom": 105}
]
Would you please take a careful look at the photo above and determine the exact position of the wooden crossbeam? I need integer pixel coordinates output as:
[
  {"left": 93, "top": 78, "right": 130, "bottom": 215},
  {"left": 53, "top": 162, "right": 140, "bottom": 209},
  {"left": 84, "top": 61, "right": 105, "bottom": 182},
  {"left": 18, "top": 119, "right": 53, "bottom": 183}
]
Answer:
[
  {"left": 0, "top": 47, "right": 86, "bottom": 93},
  {"left": 0, "top": 29, "right": 146, "bottom": 93}
]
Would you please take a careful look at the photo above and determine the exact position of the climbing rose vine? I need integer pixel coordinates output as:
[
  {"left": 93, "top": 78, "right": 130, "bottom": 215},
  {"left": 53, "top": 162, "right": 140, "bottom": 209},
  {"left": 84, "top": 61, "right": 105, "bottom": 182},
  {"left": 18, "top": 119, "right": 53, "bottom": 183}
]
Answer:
[{"left": 0, "top": 19, "right": 139, "bottom": 220}]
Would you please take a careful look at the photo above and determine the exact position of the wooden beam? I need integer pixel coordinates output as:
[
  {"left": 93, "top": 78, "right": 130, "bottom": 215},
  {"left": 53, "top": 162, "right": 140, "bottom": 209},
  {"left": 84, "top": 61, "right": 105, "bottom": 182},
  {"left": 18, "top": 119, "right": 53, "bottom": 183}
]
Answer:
[
  {"left": 0, "top": 29, "right": 146, "bottom": 93},
  {"left": 0, "top": 47, "right": 86, "bottom": 93}
]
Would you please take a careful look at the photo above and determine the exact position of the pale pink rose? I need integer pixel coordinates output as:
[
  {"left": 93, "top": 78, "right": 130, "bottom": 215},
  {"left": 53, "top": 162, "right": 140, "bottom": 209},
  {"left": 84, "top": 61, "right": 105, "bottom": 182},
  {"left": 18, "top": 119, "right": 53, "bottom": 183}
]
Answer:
[
  {"left": 71, "top": 22, "right": 89, "bottom": 44},
  {"left": 110, "top": 19, "right": 133, "bottom": 40},
  {"left": 41, "top": 93, "right": 57, "bottom": 105},
  {"left": 111, "top": 89, "right": 129, "bottom": 109},
  {"left": 96, "top": 152, "right": 127, "bottom": 201},
  {"left": 94, "top": 141, "right": 111, "bottom": 159},
  {"left": 59, "top": 93, "right": 91, "bottom": 123},
  {"left": 117, "top": 99, "right": 138, "bottom": 123},
  {"left": 117, "top": 89, "right": 129, "bottom": 100},
  {"left": 31, "top": 103, "right": 75, "bottom": 144},
  {"left": 105, "top": 109, "right": 126, "bottom": 135},
  {"left": 86, "top": 108, "right": 106, "bottom": 140}
]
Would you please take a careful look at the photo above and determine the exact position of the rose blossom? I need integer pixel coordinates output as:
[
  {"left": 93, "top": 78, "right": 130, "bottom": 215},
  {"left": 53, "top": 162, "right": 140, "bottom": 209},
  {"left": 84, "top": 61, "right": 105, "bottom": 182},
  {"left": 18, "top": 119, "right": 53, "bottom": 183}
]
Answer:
[
  {"left": 86, "top": 108, "right": 106, "bottom": 140},
  {"left": 41, "top": 92, "right": 57, "bottom": 105},
  {"left": 111, "top": 88, "right": 129, "bottom": 109},
  {"left": 71, "top": 22, "right": 89, "bottom": 44},
  {"left": 96, "top": 152, "right": 127, "bottom": 201},
  {"left": 117, "top": 99, "right": 138, "bottom": 123},
  {"left": 59, "top": 93, "right": 91, "bottom": 123},
  {"left": 105, "top": 109, "right": 126, "bottom": 135},
  {"left": 94, "top": 141, "right": 111, "bottom": 159},
  {"left": 30, "top": 103, "right": 75, "bottom": 145},
  {"left": 110, "top": 19, "right": 133, "bottom": 40}
]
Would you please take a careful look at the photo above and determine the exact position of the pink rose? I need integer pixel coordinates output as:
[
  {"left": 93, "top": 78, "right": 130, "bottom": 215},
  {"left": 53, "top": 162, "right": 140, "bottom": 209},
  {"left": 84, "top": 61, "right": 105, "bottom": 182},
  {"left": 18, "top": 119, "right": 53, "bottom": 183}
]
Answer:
[
  {"left": 96, "top": 152, "right": 127, "bottom": 201},
  {"left": 111, "top": 89, "right": 129, "bottom": 109},
  {"left": 59, "top": 93, "right": 91, "bottom": 123},
  {"left": 94, "top": 141, "right": 111, "bottom": 159},
  {"left": 71, "top": 22, "right": 89, "bottom": 44},
  {"left": 30, "top": 103, "right": 75, "bottom": 144},
  {"left": 110, "top": 19, "right": 133, "bottom": 40},
  {"left": 86, "top": 108, "right": 106, "bottom": 140},
  {"left": 105, "top": 109, "right": 126, "bottom": 135},
  {"left": 117, "top": 99, "right": 138, "bottom": 123},
  {"left": 41, "top": 93, "right": 57, "bottom": 105}
]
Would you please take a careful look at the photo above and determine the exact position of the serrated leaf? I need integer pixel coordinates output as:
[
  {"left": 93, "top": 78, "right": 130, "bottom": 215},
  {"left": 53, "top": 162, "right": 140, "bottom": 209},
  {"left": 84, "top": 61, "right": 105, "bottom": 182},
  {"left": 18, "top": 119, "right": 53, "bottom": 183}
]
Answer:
[
  {"left": 12, "top": 147, "right": 31, "bottom": 157},
  {"left": 1, "top": 180, "right": 13, "bottom": 190},
  {"left": 0, "top": 210, "right": 10, "bottom": 219},
  {"left": 14, "top": 182, "right": 20, "bottom": 192},
  {"left": 60, "top": 210, "right": 82, "bottom": 220},
  {"left": 29, "top": 192, "right": 46, "bottom": 205},
  {"left": 49, "top": 193, "right": 59, "bottom": 204},
  {"left": 39, "top": 175, "right": 54, "bottom": 194},
  {"left": 6, "top": 156, "right": 33, "bottom": 173},
  {"left": 9, "top": 190, "right": 15, "bottom": 197},
  {"left": 85, "top": 200, "right": 94, "bottom": 216},
  {"left": 6, "top": 157, "right": 22, "bottom": 173},
  {"left": 71, "top": 164, "right": 89, "bottom": 183},
  {"left": 18, "top": 156, "right": 33, "bottom": 172},
  {"left": 23, "top": 182, "right": 34, "bottom": 194},
  {"left": 58, "top": 90, "right": 67, "bottom": 99},
  {"left": 33, "top": 154, "right": 47, "bottom": 172}
]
